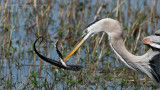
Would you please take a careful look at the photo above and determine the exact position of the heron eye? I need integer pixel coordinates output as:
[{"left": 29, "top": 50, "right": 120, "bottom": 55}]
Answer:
[
  {"left": 81, "top": 29, "right": 88, "bottom": 38},
  {"left": 83, "top": 29, "right": 88, "bottom": 34},
  {"left": 85, "top": 30, "right": 88, "bottom": 33}
]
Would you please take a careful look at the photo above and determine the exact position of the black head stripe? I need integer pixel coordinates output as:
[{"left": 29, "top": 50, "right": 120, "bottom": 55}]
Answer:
[{"left": 86, "top": 19, "right": 101, "bottom": 28}]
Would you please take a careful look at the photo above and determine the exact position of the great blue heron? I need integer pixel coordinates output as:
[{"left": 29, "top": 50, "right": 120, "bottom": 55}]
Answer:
[{"left": 34, "top": 18, "right": 160, "bottom": 86}]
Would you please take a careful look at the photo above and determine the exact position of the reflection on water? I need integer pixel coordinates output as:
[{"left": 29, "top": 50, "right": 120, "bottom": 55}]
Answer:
[{"left": 0, "top": 0, "right": 160, "bottom": 89}]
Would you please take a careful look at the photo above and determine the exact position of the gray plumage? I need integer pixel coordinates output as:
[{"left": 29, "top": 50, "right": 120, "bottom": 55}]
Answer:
[
  {"left": 34, "top": 18, "right": 160, "bottom": 86},
  {"left": 85, "top": 18, "right": 160, "bottom": 86}
]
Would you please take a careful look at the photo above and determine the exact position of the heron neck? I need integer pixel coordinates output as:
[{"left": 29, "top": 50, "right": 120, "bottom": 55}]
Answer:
[
  {"left": 109, "top": 37, "right": 138, "bottom": 69},
  {"left": 110, "top": 38, "right": 135, "bottom": 59}
]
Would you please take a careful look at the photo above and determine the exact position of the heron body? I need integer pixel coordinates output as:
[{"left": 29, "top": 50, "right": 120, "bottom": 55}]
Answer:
[
  {"left": 85, "top": 18, "right": 160, "bottom": 85},
  {"left": 34, "top": 18, "right": 160, "bottom": 86}
]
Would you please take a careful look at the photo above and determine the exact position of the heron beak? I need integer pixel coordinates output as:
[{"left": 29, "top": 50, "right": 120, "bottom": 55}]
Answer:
[{"left": 64, "top": 30, "right": 92, "bottom": 62}]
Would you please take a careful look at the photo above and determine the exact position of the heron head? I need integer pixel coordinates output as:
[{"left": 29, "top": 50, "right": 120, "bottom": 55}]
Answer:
[
  {"left": 85, "top": 18, "right": 123, "bottom": 39},
  {"left": 64, "top": 18, "right": 123, "bottom": 62}
]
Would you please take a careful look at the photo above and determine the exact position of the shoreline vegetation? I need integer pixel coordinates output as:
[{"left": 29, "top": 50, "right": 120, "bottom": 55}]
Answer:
[{"left": 0, "top": 0, "right": 160, "bottom": 89}]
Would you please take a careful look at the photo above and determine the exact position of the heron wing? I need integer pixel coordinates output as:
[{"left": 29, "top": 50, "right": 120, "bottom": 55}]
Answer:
[{"left": 149, "top": 53, "right": 160, "bottom": 83}]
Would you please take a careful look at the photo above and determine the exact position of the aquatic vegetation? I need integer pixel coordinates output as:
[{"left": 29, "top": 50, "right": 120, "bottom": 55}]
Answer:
[{"left": 0, "top": 0, "right": 160, "bottom": 89}]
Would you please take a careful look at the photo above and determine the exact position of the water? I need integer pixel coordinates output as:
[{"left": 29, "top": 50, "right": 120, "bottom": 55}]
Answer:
[{"left": 0, "top": 0, "right": 160, "bottom": 89}]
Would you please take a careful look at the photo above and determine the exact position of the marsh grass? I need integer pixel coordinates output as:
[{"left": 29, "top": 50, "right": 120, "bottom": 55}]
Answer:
[{"left": 0, "top": 0, "right": 160, "bottom": 89}]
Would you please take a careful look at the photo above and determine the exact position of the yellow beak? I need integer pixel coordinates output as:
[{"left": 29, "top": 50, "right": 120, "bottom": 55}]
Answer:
[
  {"left": 64, "top": 31, "right": 92, "bottom": 62},
  {"left": 64, "top": 38, "right": 85, "bottom": 62}
]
